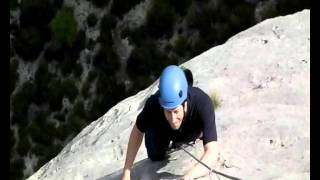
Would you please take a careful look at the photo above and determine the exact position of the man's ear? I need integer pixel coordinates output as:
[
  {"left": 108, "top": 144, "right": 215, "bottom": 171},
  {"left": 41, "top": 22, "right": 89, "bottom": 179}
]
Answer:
[{"left": 184, "top": 101, "right": 188, "bottom": 113}]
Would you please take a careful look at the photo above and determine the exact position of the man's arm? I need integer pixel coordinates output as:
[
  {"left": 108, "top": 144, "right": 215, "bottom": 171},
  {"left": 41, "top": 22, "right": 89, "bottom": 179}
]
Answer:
[
  {"left": 121, "top": 124, "right": 144, "bottom": 180},
  {"left": 183, "top": 141, "right": 218, "bottom": 179}
]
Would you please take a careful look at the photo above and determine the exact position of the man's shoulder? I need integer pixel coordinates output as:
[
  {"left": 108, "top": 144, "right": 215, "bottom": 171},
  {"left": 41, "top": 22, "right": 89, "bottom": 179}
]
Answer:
[
  {"left": 144, "top": 91, "right": 160, "bottom": 108},
  {"left": 189, "top": 86, "right": 211, "bottom": 106},
  {"left": 189, "top": 86, "right": 209, "bottom": 98}
]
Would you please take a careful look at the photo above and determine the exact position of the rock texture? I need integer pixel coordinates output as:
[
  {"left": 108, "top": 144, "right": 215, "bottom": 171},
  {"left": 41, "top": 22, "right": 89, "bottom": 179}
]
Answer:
[{"left": 27, "top": 9, "right": 310, "bottom": 180}]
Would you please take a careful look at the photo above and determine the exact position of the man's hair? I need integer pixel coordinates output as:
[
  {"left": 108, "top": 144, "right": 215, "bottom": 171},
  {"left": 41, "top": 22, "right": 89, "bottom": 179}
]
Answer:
[{"left": 183, "top": 68, "right": 193, "bottom": 87}]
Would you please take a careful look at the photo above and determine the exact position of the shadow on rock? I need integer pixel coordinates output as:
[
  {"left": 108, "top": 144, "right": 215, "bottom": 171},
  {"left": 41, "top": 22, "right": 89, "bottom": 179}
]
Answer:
[{"left": 98, "top": 158, "right": 183, "bottom": 180}]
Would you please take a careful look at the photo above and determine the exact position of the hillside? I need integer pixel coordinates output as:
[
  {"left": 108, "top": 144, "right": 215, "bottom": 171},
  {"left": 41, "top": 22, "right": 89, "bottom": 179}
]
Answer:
[{"left": 27, "top": 9, "right": 310, "bottom": 180}]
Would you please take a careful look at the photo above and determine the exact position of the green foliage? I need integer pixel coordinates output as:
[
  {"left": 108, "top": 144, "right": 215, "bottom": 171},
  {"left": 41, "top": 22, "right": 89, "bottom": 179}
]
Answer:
[
  {"left": 98, "top": 14, "right": 116, "bottom": 44},
  {"left": 72, "top": 100, "right": 87, "bottom": 119},
  {"left": 56, "top": 123, "right": 69, "bottom": 141},
  {"left": 69, "top": 29, "right": 86, "bottom": 59},
  {"left": 90, "top": 0, "right": 110, "bottom": 8},
  {"left": 61, "top": 78, "right": 79, "bottom": 103},
  {"left": 276, "top": 0, "right": 310, "bottom": 16},
  {"left": 44, "top": 40, "right": 65, "bottom": 62},
  {"left": 127, "top": 76, "right": 154, "bottom": 96},
  {"left": 81, "top": 70, "right": 97, "bottom": 98},
  {"left": 17, "top": 135, "right": 31, "bottom": 156},
  {"left": 67, "top": 113, "right": 86, "bottom": 133},
  {"left": 10, "top": 59, "right": 19, "bottom": 95},
  {"left": 209, "top": 91, "right": 221, "bottom": 110},
  {"left": 111, "top": 0, "right": 143, "bottom": 18},
  {"left": 126, "top": 46, "right": 153, "bottom": 78},
  {"left": 87, "top": 13, "right": 98, "bottom": 27},
  {"left": 127, "top": 41, "right": 177, "bottom": 79},
  {"left": 121, "top": 25, "right": 149, "bottom": 46},
  {"left": 50, "top": 7, "right": 78, "bottom": 46},
  {"left": 47, "top": 79, "right": 64, "bottom": 111},
  {"left": 34, "top": 61, "right": 52, "bottom": 105},
  {"left": 93, "top": 44, "right": 120, "bottom": 75},
  {"left": 14, "top": 26, "right": 46, "bottom": 61},
  {"left": 11, "top": 81, "right": 36, "bottom": 124},
  {"left": 10, "top": 157, "right": 25, "bottom": 180},
  {"left": 28, "top": 110, "right": 53, "bottom": 146},
  {"left": 10, "top": 0, "right": 18, "bottom": 10},
  {"left": 73, "top": 62, "right": 83, "bottom": 78},
  {"left": 173, "top": 35, "right": 191, "bottom": 57},
  {"left": 146, "top": 0, "right": 176, "bottom": 38},
  {"left": 54, "top": 112, "right": 66, "bottom": 123},
  {"left": 61, "top": 54, "right": 77, "bottom": 76},
  {"left": 169, "top": 0, "right": 192, "bottom": 16},
  {"left": 20, "top": 0, "right": 55, "bottom": 28}
]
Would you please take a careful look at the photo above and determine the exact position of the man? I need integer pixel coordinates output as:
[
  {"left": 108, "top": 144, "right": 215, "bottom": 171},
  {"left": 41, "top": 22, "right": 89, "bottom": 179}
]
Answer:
[{"left": 121, "top": 65, "right": 218, "bottom": 180}]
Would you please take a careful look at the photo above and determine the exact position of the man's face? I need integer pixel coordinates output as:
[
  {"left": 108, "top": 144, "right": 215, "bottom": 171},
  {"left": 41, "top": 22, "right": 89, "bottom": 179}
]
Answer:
[{"left": 163, "top": 103, "right": 186, "bottom": 130}]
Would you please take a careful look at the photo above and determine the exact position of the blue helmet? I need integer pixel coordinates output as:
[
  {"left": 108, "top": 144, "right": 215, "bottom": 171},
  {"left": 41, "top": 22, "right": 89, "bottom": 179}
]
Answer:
[{"left": 158, "top": 65, "right": 188, "bottom": 109}]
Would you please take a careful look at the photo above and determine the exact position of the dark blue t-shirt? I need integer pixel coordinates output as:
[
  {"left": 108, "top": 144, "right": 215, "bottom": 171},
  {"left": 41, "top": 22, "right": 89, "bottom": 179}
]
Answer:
[{"left": 136, "top": 86, "right": 217, "bottom": 145}]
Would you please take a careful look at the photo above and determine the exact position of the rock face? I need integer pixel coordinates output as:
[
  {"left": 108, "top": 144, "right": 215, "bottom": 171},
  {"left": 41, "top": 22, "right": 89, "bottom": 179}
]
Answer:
[{"left": 27, "top": 10, "right": 310, "bottom": 180}]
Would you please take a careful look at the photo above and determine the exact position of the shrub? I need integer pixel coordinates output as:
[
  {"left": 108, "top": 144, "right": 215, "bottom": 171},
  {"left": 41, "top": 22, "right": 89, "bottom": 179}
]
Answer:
[
  {"left": 28, "top": 119, "right": 52, "bottom": 145},
  {"left": 209, "top": 91, "right": 221, "bottom": 110},
  {"left": 146, "top": 0, "right": 176, "bottom": 38},
  {"left": 11, "top": 81, "right": 36, "bottom": 122},
  {"left": 54, "top": 112, "right": 66, "bottom": 123},
  {"left": 10, "top": 157, "right": 25, "bottom": 180},
  {"left": 87, "top": 13, "right": 98, "bottom": 27},
  {"left": 81, "top": 70, "right": 97, "bottom": 98},
  {"left": 69, "top": 29, "right": 86, "bottom": 59},
  {"left": 122, "top": 25, "right": 150, "bottom": 46},
  {"left": 126, "top": 47, "right": 153, "bottom": 78},
  {"left": 67, "top": 113, "right": 86, "bottom": 133},
  {"left": 47, "top": 79, "right": 64, "bottom": 111},
  {"left": 72, "top": 100, "right": 87, "bottom": 119},
  {"left": 10, "top": 129, "right": 15, "bottom": 152},
  {"left": 31, "top": 143, "right": 46, "bottom": 157},
  {"left": 44, "top": 40, "right": 65, "bottom": 62},
  {"left": 276, "top": 0, "right": 310, "bottom": 16},
  {"left": 61, "top": 78, "right": 79, "bottom": 103},
  {"left": 93, "top": 44, "right": 120, "bottom": 75},
  {"left": 169, "top": 0, "right": 192, "bottom": 16},
  {"left": 10, "top": 0, "right": 18, "bottom": 10},
  {"left": 127, "top": 76, "right": 154, "bottom": 96},
  {"left": 34, "top": 61, "right": 52, "bottom": 105},
  {"left": 20, "top": 0, "right": 55, "bottom": 28},
  {"left": 14, "top": 26, "right": 45, "bottom": 61},
  {"left": 173, "top": 35, "right": 190, "bottom": 57},
  {"left": 111, "top": 0, "right": 143, "bottom": 18},
  {"left": 49, "top": 7, "right": 78, "bottom": 47},
  {"left": 98, "top": 14, "right": 116, "bottom": 44},
  {"left": 17, "top": 135, "right": 31, "bottom": 156},
  {"left": 10, "top": 59, "right": 19, "bottom": 95},
  {"left": 56, "top": 123, "right": 70, "bottom": 141},
  {"left": 90, "top": 0, "right": 110, "bottom": 8},
  {"left": 73, "top": 62, "right": 83, "bottom": 78}
]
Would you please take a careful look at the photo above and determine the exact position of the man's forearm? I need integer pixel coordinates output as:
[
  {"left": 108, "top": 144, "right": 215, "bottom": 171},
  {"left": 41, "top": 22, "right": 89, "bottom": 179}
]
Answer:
[
  {"left": 123, "top": 125, "right": 143, "bottom": 171},
  {"left": 184, "top": 142, "right": 218, "bottom": 178}
]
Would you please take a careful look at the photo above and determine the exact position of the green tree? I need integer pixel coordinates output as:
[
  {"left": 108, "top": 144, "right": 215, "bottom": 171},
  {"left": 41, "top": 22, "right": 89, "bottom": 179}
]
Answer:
[
  {"left": 146, "top": 0, "right": 176, "bottom": 38},
  {"left": 50, "top": 7, "right": 78, "bottom": 46}
]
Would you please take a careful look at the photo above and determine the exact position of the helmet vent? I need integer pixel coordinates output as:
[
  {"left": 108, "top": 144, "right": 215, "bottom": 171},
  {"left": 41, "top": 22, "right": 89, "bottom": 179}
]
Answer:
[{"left": 179, "top": 90, "right": 183, "bottom": 98}]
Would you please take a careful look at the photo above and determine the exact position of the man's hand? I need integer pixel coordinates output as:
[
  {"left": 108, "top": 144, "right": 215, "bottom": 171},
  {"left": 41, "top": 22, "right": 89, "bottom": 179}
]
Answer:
[
  {"left": 183, "top": 141, "right": 218, "bottom": 179},
  {"left": 121, "top": 169, "right": 131, "bottom": 180},
  {"left": 182, "top": 173, "right": 196, "bottom": 180}
]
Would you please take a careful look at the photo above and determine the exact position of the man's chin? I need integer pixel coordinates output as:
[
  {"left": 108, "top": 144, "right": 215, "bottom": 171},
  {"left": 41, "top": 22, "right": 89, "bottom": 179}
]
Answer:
[{"left": 170, "top": 125, "right": 180, "bottom": 130}]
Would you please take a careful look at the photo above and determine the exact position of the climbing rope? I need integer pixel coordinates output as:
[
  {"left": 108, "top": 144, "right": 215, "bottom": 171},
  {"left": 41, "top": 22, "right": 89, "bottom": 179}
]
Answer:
[{"left": 178, "top": 144, "right": 242, "bottom": 180}]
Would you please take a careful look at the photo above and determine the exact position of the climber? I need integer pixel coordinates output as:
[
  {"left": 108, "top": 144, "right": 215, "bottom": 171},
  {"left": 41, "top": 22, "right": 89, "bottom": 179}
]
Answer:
[{"left": 121, "top": 65, "right": 218, "bottom": 180}]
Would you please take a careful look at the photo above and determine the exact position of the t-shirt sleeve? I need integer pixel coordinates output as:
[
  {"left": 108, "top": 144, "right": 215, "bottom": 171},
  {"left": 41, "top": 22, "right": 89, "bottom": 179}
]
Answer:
[
  {"left": 197, "top": 93, "right": 217, "bottom": 145},
  {"left": 135, "top": 98, "right": 152, "bottom": 133}
]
